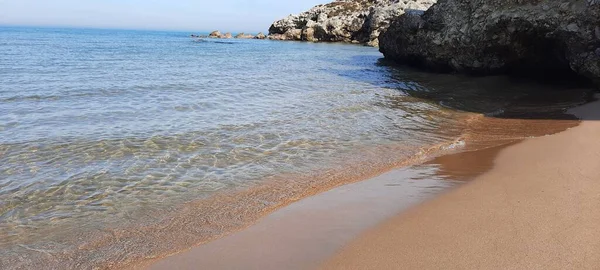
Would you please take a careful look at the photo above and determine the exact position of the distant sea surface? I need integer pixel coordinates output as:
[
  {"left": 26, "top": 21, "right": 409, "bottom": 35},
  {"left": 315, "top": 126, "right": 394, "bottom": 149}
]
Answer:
[{"left": 0, "top": 27, "right": 590, "bottom": 269}]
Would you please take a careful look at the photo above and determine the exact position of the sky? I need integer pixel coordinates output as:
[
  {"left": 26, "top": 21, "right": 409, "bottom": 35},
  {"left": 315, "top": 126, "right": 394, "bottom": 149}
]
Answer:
[{"left": 0, "top": 0, "right": 325, "bottom": 32}]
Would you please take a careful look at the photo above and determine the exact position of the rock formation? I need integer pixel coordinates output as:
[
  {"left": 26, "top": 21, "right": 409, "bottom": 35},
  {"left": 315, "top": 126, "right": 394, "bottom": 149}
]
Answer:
[
  {"left": 201, "top": 31, "right": 265, "bottom": 39},
  {"left": 254, "top": 32, "right": 267, "bottom": 39},
  {"left": 268, "top": 0, "right": 436, "bottom": 46},
  {"left": 379, "top": 0, "right": 600, "bottom": 86},
  {"left": 204, "top": 30, "right": 232, "bottom": 39},
  {"left": 235, "top": 33, "right": 255, "bottom": 39},
  {"left": 209, "top": 30, "right": 222, "bottom": 38}
]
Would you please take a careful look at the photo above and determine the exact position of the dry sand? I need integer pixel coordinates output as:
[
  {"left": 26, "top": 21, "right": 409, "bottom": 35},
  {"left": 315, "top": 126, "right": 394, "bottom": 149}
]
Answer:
[{"left": 322, "top": 98, "right": 600, "bottom": 270}]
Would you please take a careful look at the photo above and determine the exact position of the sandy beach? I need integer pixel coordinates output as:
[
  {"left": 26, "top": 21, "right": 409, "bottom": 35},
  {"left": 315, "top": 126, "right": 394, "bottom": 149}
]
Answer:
[
  {"left": 142, "top": 162, "right": 459, "bottom": 270},
  {"left": 142, "top": 96, "right": 599, "bottom": 270},
  {"left": 143, "top": 97, "right": 600, "bottom": 270},
  {"left": 322, "top": 97, "right": 600, "bottom": 269}
]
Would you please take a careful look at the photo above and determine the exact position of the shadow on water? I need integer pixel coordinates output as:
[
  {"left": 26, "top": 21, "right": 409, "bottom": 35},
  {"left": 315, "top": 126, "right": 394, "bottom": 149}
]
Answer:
[
  {"left": 325, "top": 53, "right": 599, "bottom": 187},
  {"left": 329, "top": 54, "right": 597, "bottom": 120}
]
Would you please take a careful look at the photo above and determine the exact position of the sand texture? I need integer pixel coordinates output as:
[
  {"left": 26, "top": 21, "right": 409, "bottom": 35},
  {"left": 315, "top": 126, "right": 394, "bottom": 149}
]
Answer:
[
  {"left": 143, "top": 166, "right": 457, "bottom": 270},
  {"left": 322, "top": 99, "right": 600, "bottom": 270}
]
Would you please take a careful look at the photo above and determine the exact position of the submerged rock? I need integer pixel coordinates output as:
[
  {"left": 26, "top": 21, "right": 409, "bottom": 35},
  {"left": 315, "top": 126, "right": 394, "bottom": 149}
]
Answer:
[
  {"left": 379, "top": 0, "right": 600, "bottom": 86},
  {"left": 268, "top": 0, "right": 436, "bottom": 46}
]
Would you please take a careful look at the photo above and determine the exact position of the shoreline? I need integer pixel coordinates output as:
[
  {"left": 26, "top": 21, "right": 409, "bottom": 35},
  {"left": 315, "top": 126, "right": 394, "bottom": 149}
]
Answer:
[
  {"left": 130, "top": 139, "right": 472, "bottom": 270},
  {"left": 142, "top": 97, "right": 596, "bottom": 270},
  {"left": 143, "top": 144, "right": 507, "bottom": 270},
  {"left": 116, "top": 84, "right": 587, "bottom": 269},
  {"left": 142, "top": 138, "right": 538, "bottom": 269},
  {"left": 322, "top": 96, "right": 600, "bottom": 269}
]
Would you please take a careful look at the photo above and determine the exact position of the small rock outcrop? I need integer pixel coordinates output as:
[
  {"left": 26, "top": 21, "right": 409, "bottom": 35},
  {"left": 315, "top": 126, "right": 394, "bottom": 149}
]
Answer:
[
  {"left": 202, "top": 31, "right": 263, "bottom": 39},
  {"left": 209, "top": 30, "right": 222, "bottom": 38},
  {"left": 268, "top": 0, "right": 436, "bottom": 46},
  {"left": 379, "top": 0, "right": 600, "bottom": 86},
  {"left": 235, "top": 33, "right": 255, "bottom": 39},
  {"left": 254, "top": 32, "right": 267, "bottom": 39}
]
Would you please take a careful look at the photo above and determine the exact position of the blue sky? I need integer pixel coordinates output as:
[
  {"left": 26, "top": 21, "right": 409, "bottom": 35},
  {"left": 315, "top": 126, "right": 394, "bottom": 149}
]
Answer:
[{"left": 0, "top": 0, "right": 325, "bottom": 32}]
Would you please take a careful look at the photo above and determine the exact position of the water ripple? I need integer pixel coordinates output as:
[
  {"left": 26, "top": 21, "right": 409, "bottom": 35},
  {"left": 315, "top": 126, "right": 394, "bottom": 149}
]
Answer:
[{"left": 0, "top": 27, "right": 591, "bottom": 269}]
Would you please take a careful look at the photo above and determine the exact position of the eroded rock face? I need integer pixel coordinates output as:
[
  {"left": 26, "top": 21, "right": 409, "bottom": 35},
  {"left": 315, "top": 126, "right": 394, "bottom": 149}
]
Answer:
[
  {"left": 379, "top": 0, "right": 600, "bottom": 85},
  {"left": 268, "top": 0, "right": 436, "bottom": 46}
]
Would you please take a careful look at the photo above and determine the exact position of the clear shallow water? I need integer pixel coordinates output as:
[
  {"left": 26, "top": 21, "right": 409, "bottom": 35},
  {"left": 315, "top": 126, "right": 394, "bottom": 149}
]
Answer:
[{"left": 0, "top": 27, "right": 591, "bottom": 269}]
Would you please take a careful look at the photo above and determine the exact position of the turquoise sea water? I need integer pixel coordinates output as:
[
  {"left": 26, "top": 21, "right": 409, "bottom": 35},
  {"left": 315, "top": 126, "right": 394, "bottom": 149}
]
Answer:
[{"left": 0, "top": 27, "right": 590, "bottom": 269}]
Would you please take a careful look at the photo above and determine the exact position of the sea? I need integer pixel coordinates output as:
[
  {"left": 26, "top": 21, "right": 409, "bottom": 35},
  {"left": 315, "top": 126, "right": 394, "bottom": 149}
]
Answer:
[{"left": 0, "top": 26, "right": 592, "bottom": 269}]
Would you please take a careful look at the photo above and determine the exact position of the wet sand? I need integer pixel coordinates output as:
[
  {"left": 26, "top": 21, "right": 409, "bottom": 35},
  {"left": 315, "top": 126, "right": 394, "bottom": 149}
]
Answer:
[
  {"left": 322, "top": 98, "right": 600, "bottom": 269},
  {"left": 142, "top": 142, "right": 514, "bottom": 270},
  {"left": 141, "top": 107, "right": 588, "bottom": 270},
  {"left": 143, "top": 166, "right": 457, "bottom": 270},
  {"left": 141, "top": 94, "right": 591, "bottom": 270}
]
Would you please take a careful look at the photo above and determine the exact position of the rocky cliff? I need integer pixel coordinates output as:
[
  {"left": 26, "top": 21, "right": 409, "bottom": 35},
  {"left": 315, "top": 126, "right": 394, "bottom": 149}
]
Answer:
[
  {"left": 268, "top": 0, "right": 436, "bottom": 46},
  {"left": 379, "top": 0, "right": 600, "bottom": 86}
]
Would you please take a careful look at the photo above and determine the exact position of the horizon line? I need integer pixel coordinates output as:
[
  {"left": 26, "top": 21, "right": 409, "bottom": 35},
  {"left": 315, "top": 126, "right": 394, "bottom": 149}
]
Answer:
[{"left": 0, "top": 23, "right": 269, "bottom": 34}]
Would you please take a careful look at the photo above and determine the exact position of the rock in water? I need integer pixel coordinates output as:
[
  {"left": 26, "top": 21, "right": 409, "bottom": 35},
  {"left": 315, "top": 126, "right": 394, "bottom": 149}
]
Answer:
[
  {"left": 209, "top": 30, "right": 222, "bottom": 38},
  {"left": 268, "top": 0, "right": 436, "bottom": 46},
  {"left": 254, "top": 32, "right": 267, "bottom": 39},
  {"left": 235, "top": 33, "right": 255, "bottom": 39},
  {"left": 379, "top": 0, "right": 600, "bottom": 86}
]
